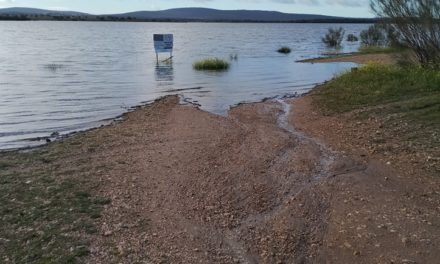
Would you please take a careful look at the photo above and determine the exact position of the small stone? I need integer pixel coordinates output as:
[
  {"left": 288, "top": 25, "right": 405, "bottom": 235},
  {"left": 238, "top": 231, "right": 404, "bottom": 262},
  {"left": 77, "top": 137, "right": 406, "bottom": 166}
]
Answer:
[
  {"left": 104, "top": 231, "right": 112, "bottom": 236},
  {"left": 344, "top": 242, "right": 352, "bottom": 249},
  {"left": 353, "top": 251, "right": 361, "bottom": 256},
  {"left": 402, "top": 237, "right": 409, "bottom": 244}
]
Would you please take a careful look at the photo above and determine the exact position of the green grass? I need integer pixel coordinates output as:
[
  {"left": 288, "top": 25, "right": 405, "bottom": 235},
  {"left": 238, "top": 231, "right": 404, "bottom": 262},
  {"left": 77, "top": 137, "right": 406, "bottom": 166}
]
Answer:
[
  {"left": 313, "top": 63, "right": 440, "bottom": 125},
  {"left": 277, "top": 47, "right": 291, "bottom": 54},
  {"left": 0, "top": 148, "right": 109, "bottom": 263},
  {"left": 357, "top": 45, "right": 406, "bottom": 54},
  {"left": 193, "top": 58, "right": 230, "bottom": 71}
]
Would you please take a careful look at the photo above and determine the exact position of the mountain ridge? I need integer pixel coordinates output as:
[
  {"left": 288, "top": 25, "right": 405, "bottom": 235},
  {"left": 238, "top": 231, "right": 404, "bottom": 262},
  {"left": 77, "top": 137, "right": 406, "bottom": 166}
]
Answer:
[{"left": 0, "top": 7, "right": 374, "bottom": 23}]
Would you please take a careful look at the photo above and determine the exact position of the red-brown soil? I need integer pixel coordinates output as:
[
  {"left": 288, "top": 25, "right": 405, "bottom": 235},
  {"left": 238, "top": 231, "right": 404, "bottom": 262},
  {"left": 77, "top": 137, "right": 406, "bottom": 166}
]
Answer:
[{"left": 72, "top": 95, "right": 440, "bottom": 263}]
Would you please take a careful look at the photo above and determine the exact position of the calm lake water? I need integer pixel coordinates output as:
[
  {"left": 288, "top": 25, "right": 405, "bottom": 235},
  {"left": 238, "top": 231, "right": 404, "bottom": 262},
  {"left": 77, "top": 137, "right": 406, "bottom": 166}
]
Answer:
[{"left": 0, "top": 22, "right": 368, "bottom": 150}]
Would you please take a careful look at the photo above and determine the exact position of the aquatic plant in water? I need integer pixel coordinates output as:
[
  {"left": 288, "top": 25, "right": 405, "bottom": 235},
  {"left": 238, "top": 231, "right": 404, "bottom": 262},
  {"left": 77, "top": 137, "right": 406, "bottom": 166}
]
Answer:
[
  {"left": 347, "top": 34, "right": 359, "bottom": 42},
  {"left": 322, "top": 27, "right": 345, "bottom": 47},
  {"left": 277, "top": 47, "right": 291, "bottom": 54},
  {"left": 193, "top": 58, "right": 230, "bottom": 71}
]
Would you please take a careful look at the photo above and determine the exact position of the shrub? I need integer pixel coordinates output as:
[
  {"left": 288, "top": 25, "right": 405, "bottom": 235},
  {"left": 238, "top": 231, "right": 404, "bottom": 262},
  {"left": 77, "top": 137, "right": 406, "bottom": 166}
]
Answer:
[
  {"left": 322, "top": 27, "right": 345, "bottom": 47},
  {"left": 347, "top": 34, "right": 359, "bottom": 42},
  {"left": 193, "top": 58, "right": 230, "bottom": 71},
  {"left": 371, "top": 0, "right": 440, "bottom": 65},
  {"left": 277, "top": 47, "right": 291, "bottom": 54},
  {"left": 360, "top": 24, "right": 388, "bottom": 46}
]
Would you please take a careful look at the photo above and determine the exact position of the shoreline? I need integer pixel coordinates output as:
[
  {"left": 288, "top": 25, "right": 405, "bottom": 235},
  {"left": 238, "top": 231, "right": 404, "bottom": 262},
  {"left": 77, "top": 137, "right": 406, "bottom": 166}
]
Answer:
[
  {"left": 0, "top": 93, "right": 302, "bottom": 153},
  {"left": 2, "top": 45, "right": 439, "bottom": 263},
  {"left": 298, "top": 52, "right": 399, "bottom": 64},
  {"left": 1, "top": 91, "right": 439, "bottom": 263}
]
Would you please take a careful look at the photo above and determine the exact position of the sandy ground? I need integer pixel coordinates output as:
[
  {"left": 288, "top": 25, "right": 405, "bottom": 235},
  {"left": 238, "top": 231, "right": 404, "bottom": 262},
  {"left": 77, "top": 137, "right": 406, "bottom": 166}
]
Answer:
[
  {"left": 300, "top": 53, "right": 399, "bottom": 65},
  {"left": 62, "top": 95, "right": 440, "bottom": 263}
]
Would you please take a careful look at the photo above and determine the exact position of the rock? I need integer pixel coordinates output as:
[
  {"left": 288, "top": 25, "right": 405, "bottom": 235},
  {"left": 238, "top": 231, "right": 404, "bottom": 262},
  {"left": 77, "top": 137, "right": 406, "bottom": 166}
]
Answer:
[
  {"left": 104, "top": 231, "right": 112, "bottom": 236},
  {"left": 344, "top": 242, "right": 352, "bottom": 249}
]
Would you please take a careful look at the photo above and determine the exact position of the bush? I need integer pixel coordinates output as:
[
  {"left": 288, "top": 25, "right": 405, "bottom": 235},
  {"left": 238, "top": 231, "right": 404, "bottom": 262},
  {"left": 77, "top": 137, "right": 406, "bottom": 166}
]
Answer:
[
  {"left": 347, "top": 34, "right": 359, "bottom": 42},
  {"left": 371, "top": 0, "right": 440, "bottom": 65},
  {"left": 193, "top": 58, "right": 230, "bottom": 71},
  {"left": 277, "top": 47, "right": 291, "bottom": 54},
  {"left": 360, "top": 24, "right": 388, "bottom": 46},
  {"left": 322, "top": 27, "right": 345, "bottom": 47}
]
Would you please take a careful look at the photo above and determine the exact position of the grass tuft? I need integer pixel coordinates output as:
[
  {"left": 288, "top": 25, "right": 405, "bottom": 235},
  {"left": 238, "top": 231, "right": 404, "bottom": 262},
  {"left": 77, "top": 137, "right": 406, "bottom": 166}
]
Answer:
[
  {"left": 193, "top": 58, "right": 230, "bottom": 71},
  {"left": 277, "top": 47, "right": 291, "bottom": 54}
]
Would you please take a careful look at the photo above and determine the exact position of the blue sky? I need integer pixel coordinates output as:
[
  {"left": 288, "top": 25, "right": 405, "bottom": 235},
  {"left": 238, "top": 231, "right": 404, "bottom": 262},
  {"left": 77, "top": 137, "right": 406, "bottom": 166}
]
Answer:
[{"left": 0, "top": 0, "right": 372, "bottom": 17}]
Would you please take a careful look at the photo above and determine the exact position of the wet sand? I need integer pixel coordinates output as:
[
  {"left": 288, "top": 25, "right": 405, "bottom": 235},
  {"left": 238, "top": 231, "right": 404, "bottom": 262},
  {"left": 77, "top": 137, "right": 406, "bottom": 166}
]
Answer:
[{"left": 50, "top": 95, "right": 438, "bottom": 263}]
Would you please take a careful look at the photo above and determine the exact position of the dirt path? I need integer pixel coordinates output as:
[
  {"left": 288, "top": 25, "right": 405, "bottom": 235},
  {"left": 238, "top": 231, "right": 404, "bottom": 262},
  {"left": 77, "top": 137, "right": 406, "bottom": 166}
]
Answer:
[{"left": 75, "top": 95, "right": 440, "bottom": 263}]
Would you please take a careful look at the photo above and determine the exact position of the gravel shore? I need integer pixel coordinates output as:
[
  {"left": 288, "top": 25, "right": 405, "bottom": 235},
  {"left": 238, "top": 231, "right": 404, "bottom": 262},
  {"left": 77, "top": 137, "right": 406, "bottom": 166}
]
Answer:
[{"left": 75, "top": 95, "right": 439, "bottom": 263}]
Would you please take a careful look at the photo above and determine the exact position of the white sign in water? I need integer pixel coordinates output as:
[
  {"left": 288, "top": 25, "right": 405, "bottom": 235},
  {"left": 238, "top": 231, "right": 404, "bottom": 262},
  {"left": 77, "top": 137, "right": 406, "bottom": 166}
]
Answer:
[{"left": 154, "top": 34, "right": 174, "bottom": 53}]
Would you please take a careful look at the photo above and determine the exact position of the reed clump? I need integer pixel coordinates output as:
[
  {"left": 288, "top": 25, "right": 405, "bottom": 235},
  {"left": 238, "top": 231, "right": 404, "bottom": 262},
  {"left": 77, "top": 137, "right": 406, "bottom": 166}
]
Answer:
[{"left": 193, "top": 58, "right": 230, "bottom": 71}]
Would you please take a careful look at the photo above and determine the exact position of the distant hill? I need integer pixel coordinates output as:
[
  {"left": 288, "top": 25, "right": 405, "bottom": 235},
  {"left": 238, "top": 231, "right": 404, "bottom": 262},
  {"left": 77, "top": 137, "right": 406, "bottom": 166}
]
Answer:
[
  {"left": 115, "top": 7, "right": 340, "bottom": 22},
  {"left": 0, "top": 7, "right": 89, "bottom": 16},
  {"left": 0, "top": 7, "right": 374, "bottom": 23}
]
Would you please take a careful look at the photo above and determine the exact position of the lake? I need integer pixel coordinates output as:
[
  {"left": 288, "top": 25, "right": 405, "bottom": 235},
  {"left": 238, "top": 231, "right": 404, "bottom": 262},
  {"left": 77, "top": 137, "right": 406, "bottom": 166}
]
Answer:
[{"left": 0, "top": 22, "right": 368, "bottom": 150}]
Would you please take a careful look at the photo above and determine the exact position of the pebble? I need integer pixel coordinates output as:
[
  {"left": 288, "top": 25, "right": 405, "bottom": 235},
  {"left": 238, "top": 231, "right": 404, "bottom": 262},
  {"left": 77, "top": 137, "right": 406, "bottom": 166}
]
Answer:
[
  {"left": 402, "top": 237, "right": 409, "bottom": 244},
  {"left": 104, "top": 231, "right": 113, "bottom": 236}
]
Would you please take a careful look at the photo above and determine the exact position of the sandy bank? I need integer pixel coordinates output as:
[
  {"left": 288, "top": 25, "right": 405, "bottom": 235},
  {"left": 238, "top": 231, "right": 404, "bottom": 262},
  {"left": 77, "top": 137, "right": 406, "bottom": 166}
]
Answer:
[{"left": 299, "top": 53, "right": 399, "bottom": 65}]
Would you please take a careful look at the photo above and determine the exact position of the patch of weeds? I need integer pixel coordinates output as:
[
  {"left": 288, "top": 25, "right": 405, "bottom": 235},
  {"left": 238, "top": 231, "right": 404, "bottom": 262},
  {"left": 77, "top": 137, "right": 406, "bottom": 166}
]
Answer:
[
  {"left": 0, "top": 150, "right": 109, "bottom": 263},
  {"left": 0, "top": 161, "right": 12, "bottom": 169},
  {"left": 312, "top": 63, "right": 440, "bottom": 172}
]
